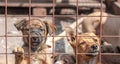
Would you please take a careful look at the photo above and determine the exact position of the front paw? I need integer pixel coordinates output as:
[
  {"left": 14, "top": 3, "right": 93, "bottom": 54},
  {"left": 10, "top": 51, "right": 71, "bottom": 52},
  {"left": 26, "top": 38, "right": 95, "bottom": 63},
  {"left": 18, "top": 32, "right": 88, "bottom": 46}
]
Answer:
[{"left": 13, "top": 47, "right": 24, "bottom": 56}]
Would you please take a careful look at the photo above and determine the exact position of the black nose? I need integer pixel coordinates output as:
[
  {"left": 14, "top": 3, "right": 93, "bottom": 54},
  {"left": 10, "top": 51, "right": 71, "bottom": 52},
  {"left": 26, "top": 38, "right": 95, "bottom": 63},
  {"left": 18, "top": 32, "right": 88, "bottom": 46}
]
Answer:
[
  {"left": 31, "top": 37, "right": 40, "bottom": 42},
  {"left": 91, "top": 44, "right": 98, "bottom": 50}
]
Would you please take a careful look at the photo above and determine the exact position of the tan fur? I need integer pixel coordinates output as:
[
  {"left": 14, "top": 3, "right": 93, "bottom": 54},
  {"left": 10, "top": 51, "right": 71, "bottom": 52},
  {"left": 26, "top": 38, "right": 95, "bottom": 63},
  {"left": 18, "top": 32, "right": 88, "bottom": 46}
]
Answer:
[
  {"left": 14, "top": 45, "right": 51, "bottom": 64},
  {"left": 82, "top": 12, "right": 108, "bottom": 33},
  {"left": 13, "top": 47, "right": 29, "bottom": 64},
  {"left": 65, "top": 27, "right": 100, "bottom": 64},
  {"left": 54, "top": 11, "right": 120, "bottom": 49},
  {"left": 82, "top": 12, "right": 120, "bottom": 47}
]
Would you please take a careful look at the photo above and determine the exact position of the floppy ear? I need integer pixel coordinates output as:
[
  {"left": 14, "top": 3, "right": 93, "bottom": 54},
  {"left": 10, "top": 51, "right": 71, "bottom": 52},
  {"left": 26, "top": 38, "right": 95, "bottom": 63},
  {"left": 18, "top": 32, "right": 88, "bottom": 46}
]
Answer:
[
  {"left": 14, "top": 19, "right": 27, "bottom": 31},
  {"left": 65, "top": 27, "right": 76, "bottom": 42},
  {"left": 44, "top": 21, "right": 56, "bottom": 35}
]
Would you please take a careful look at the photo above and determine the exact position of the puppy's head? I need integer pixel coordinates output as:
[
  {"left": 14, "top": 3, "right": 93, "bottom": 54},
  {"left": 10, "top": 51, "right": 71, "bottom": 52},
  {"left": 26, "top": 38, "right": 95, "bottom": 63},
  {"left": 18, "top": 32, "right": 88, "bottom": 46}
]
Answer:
[
  {"left": 14, "top": 18, "right": 54, "bottom": 52},
  {"left": 53, "top": 54, "right": 76, "bottom": 64},
  {"left": 65, "top": 27, "right": 100, "bottom": 57}
]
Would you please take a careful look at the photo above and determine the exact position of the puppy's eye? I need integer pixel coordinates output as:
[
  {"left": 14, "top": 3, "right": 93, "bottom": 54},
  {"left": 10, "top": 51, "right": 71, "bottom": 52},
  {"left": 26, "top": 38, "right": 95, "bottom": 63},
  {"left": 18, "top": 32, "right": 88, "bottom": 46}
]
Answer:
[
  {"left": 80, "top": 41, "right": 86, "bottom": 45},
  {"left": 40, "top": 28, "right": 44, "bottom": 31},
  {"left": 93, "top": 38, "right": 98, "bottom": 42}
]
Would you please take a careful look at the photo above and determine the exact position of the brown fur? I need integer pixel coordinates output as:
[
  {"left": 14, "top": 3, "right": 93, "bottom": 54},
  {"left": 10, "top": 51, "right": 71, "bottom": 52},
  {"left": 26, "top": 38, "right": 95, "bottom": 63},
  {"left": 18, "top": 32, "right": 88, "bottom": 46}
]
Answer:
[
  {"left": 65, "top": 27, "right": 100, "bottom": 64},
  {"left": 14, "top": 18, "right": 54, "bottom": 46},
  {"left": 13, "top": 47, "right": 29, "bottom": 64},
  {"left": 13, "top": 45, "right": 51, "bottom": 64},
  {"left": 14, "top": 18, "right": 54, "bottom": 64}
]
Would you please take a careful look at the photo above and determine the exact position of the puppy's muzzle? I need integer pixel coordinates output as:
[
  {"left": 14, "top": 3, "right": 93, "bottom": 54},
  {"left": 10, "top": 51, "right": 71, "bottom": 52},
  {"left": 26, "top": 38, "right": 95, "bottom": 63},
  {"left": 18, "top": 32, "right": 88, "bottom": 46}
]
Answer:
[
  {"left": 87, "top": 44, "right": 99, "bottom": 56},
  {"left": 30, "top": 28, "right": 43, "bottom": 51},
  {"left": 90, "top": 44, "right": 99, "bottom": 52},
  {"left": 31, "top": 37, "right": 42, "bottom": 43}
]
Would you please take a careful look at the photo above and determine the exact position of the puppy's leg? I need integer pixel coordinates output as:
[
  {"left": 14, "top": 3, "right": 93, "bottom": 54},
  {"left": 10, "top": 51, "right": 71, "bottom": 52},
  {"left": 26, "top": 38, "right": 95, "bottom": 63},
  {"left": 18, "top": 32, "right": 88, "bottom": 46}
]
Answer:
[{"left": 13, "top": 47, "right": 28, "bottom": 64}]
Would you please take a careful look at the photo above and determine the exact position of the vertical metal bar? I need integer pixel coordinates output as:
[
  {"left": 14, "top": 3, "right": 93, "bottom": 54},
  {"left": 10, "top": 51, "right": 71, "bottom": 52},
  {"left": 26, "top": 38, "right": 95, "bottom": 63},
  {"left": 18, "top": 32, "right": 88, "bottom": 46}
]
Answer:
[
  {"left": 76, "top": 0, "right": 78, "bottom": 64},
  {"left": 52, "top": 0, "right": 55, "bottom": 64},
  {"left": 28, "top": 0, "right": 31, "bottom": 63},
  {"left": 5, "top": 0, "right": 8, "bottom": 64},
  {"left": 100, "top": 0, "right": 103, "bottom": 64}
]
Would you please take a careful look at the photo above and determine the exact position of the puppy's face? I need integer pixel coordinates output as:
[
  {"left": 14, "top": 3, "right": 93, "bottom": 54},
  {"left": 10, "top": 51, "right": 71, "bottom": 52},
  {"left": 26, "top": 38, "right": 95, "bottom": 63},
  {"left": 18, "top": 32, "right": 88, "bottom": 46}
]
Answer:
[
  {"left": 77, "top": 33, "right": 100, "bottom": 57},
  {"left": 54, "top": 54, "right": 76, "bottom": 64},
  {"left": 65, "top": 27, "right": 100, "bottom": 57},
  {"left": 14, "top": 19, "right": 54, "bottom": 52}
]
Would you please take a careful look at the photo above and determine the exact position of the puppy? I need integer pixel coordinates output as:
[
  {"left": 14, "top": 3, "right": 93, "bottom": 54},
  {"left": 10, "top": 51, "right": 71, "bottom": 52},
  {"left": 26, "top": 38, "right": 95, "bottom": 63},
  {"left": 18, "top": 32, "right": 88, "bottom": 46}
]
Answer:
[
  {"left": 55, "top": 12, "right": 120, "bottom": 53},
  {"left": 65, "top": 27, "right": 100, "bottom": 64},
  {"left": 14, "top": 18, "right": 54, "bottom": 52},
  {"left": 53, "top": 54, "right": 76, "bottom": 64},
  {"left": 14, "top": 18, "right": 54, "bottom": 64},
  {"left": 82, "top": 12, "right": 120, "bottom": 48}
]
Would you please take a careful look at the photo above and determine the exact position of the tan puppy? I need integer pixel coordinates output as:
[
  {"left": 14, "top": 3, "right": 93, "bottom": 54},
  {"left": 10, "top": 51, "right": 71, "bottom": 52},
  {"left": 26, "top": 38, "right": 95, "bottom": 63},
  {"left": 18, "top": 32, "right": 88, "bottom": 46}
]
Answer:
[
  {"left": 65, "top": 27, "right": 100, "bottom": 64},
  {"left": 82, "top": 12, "right": 120, "bottom": 47},
  {"left": 14, "top": 18, "right": 54, "bottom": 64}
]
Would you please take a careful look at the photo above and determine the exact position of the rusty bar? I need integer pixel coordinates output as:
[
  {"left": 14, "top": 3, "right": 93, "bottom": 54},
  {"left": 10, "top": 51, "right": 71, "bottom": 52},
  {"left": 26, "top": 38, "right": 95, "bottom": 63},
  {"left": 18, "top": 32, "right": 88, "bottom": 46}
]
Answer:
[
  {"left": 1, "top": 14, "right": 120, "bottom": 18},
  {"left": 5, "top": 0, "right": 8, "bottom": 64},
  {"left": 99, "top": 0, "right": 103, "bottom": 64},
  {"left": 52, "top": 0, "right": 55, "bottom": 64},
  {"left": 0, "top": 53, "right": 53, "bottom": 55},
  {"left": 0, "top": 53, "right": 120, "bottom": 55},
  {"left": 2, "top": 35, "right": 120, "bottom": 37},
  {"left": 28, "top": 0, "right": 31, "bottom": 63},
  {"left": 76, "top": 0, "right": 79, "bottom": 64}
]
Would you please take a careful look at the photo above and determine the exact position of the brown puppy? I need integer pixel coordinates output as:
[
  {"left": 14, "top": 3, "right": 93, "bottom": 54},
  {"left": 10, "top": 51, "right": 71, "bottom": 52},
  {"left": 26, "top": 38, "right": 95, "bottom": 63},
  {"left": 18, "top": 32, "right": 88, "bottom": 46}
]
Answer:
[
  {"left": 14, "top": 18, "right": 54, "bottom": 64},
  {"left": 14, "top": 18, "right": 54, "bottom": 52},
  {"left": 53, "top": 54, "right": 76, "bottom": 64},
  {"left": 65, "top": 27, "right": 100, "bottom": 64}
]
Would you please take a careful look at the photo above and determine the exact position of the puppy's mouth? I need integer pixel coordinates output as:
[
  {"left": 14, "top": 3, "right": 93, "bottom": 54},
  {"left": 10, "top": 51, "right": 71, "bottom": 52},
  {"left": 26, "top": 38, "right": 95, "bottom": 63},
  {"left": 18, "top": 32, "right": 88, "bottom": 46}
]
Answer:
[
  {"left": 31, "top": 36, "right": 42, "bottom": 43},
  {"left": 86, "top": 44, "right": 100, "bottom": 57},
  {"left": 86, "top": 50, "right": 99, "bottom": 57},
  {"left": 31, "top": 37, "right": 43, "bottom": 52}
]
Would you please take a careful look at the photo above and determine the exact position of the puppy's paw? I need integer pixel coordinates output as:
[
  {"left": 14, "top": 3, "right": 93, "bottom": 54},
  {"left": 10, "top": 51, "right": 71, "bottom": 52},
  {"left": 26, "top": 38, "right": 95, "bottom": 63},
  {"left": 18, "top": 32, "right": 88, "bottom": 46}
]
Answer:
[{"left": 13, "top": 47, "right": 24, "bottom": 56}]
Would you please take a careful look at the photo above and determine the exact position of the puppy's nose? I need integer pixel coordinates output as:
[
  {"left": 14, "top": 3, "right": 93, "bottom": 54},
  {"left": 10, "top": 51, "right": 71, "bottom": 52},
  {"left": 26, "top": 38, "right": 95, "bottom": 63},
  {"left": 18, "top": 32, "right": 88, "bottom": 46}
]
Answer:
[
  {"left": 91, "top": 44, "right": 98, "bottom": 50},
  {"left": 31, "top": 37, "right": 39, "bottom": 42}
]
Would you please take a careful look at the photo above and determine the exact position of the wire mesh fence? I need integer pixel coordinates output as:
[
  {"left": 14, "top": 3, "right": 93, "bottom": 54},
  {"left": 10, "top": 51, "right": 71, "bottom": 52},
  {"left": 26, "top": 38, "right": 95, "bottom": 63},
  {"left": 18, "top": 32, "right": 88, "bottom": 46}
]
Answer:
[{"left": 0, "top": 0, "right": 120, "bottom": 64}]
